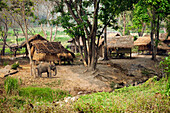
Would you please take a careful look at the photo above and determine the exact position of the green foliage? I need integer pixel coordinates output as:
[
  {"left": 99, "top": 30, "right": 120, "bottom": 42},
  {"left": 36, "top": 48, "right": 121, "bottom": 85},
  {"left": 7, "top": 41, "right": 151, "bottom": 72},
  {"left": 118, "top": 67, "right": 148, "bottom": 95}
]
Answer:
[
  {"left": 19, "top": 87, "right": 70, "bottom": 102},
  {"left": 74, "top": 77, "right": 169, "bottom": 112},
  {"left": 4, "top": 77, "right": 19, "bottom": 95},
  {"left": 160, "top": 55, "right": 170, "bottom": 76},
  {"left": 3, "top": 61, "right": 9, "bottom": 66},
  {"left": 11, "top": 62, "right": 19, "bottom": 70}
]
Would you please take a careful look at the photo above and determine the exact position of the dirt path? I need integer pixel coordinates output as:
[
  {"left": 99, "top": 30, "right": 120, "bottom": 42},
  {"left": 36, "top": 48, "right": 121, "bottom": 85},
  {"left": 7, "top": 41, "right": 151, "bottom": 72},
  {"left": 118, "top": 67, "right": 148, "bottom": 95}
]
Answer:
[{"left": 0, "top": 54, "right": 165, "bottom": 95}]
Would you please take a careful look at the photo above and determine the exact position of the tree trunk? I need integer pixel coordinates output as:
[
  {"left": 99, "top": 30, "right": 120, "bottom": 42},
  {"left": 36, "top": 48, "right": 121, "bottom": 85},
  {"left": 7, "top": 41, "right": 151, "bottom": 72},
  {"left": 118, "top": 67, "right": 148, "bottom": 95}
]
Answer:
[
  {"left": 52, "top": 25, "right": 58, "bottom": 41},
  {"left": 138, "top": 23, "right": 146, "bottom": 37},
  {"left": 41, "top": 24, "right": 47, "bottom": 39},
  {"left": 104, "top": 26, "right": 108, "bottom": 60},
  {"left": 1, "top": 41, "right": 6, "bottom": 56},
  {"left": 82, "top": 35, "right": 88, "bottom": 64},
  {"left": 123, "top": 12, "right": 126, "bottom": 36},
  {"left": 150, "top": 12, "right": 156, "bottom": 61},
  {"left": 50, "top": 26, "right": 53, "bottom": 42},
  {"left": 77, "top": 36, "right": 87, "bottom": 66},
  {"left": 22, "top": 2, "right": 36, "bottom": 77}
]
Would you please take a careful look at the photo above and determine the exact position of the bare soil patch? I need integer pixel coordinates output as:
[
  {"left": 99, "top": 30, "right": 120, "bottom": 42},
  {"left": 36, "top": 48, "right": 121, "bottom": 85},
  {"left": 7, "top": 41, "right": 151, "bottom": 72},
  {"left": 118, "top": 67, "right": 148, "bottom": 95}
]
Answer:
[{"left": 0, "top": 54, "right": 164, "bottom": 95}]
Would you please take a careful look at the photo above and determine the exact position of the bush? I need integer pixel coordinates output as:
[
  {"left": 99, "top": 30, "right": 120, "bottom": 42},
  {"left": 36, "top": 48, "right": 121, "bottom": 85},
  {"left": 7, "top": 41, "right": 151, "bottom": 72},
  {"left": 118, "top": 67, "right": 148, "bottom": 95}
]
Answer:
[
  {"left": 11, "top": 62, "right": 19, "bottom": 70},
  {"left": 160, "top": 54, "right": 170, "bottom": 76},
  {"left": 4, "top": 77, "right": 19, "bottom": 95}
]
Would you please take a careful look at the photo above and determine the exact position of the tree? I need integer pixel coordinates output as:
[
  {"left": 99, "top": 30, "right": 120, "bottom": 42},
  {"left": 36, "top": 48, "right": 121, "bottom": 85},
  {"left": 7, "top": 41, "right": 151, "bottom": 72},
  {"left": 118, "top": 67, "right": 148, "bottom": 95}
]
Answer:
[
  {"left": 0, "top": 9, "right": 12, "bottom": 56},
  {"left": 51, "top": 0, "right": 137, "bottom": 70},
  {"left": 5, "top": 0, "right": 36, "bottom": 76},
  {"left": 134, "top": 0, "right": 169, "bottom": 60},
  {"left": 132, "top": 3, "right": 150, "bottom": 37},
  {"left": 35, "top": 0, "right": 58, "bottom": 42}
]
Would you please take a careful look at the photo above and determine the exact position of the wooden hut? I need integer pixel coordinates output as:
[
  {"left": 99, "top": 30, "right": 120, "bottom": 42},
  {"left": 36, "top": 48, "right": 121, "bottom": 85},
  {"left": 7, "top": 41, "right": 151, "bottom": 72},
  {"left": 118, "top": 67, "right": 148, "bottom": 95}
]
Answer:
[
  {"left": 160, "top": 33, "right": 170, "bottom": 46},
  {"left": 19, "top": 34, "right": 48, "bottom": 56},
  {"left": 67, "top": 37, "right": 84, "bottom": 53},
  {"left": 31, "top": 42, "right": 75, "bottom": 64},
  {"left": 134, "top": 36, "right": 170, "bottom": 54},
  {"left": 99, "top": 35, "right": 134, "bottom": 58}
]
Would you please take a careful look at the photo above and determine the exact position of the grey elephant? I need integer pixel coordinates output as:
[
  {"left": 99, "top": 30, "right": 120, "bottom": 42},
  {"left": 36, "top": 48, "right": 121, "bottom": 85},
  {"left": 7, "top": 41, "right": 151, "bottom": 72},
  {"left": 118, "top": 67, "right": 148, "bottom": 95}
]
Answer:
[{"left": 36, "top": 62, "right": 57, "bottom": 77}]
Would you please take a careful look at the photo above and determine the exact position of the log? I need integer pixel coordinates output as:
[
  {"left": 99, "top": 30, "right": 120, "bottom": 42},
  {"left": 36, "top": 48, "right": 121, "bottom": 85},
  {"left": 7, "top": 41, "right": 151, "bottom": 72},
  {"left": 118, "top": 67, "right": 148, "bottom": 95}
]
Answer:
[{"left": 4, "top": 70, "right": 19, "bottom": 77}]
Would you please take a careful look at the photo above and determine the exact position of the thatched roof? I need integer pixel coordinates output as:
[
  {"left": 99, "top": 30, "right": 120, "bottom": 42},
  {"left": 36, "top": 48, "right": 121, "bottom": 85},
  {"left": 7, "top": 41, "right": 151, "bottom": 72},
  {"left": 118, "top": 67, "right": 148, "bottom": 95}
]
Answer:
[
  {"left": 160, "top": 33, "right": 170, "bottom": 41},
  {"left": 19, "top": 34, "right": 48, "bottom": 48},
  {"left": 134, "top": 36, "right": 150, "bottom": 46},
  {"left": 68, "top": 37, "right": 84, "bottom": 46},
  {"left": 99, "top": 35, "right": 134, "bottom": 48},
  {"left": 33, "top": 41, "right": 75, "bottom": 57},
  {"left": 107, "top": 32, "right": 121, "bottom": 37},
  {"left": 157, "top": 42, "right": 170, "bottom": 50},
  {"left": 108, "top": 35, "right": 134, "bottom": 48},
  {"left": 134, "top": 36, "right": 170, "bottom": 50}
]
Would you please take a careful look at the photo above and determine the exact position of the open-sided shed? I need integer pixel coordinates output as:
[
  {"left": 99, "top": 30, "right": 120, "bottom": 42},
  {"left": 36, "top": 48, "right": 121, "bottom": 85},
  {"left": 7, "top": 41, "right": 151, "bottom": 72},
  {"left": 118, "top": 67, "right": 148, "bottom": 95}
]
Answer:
[
  {"left": 134, "top": 36, "right": 170, "bottom": 54},
  {"left": 99, "top": 35, "right": 134, "bottom": 58}
]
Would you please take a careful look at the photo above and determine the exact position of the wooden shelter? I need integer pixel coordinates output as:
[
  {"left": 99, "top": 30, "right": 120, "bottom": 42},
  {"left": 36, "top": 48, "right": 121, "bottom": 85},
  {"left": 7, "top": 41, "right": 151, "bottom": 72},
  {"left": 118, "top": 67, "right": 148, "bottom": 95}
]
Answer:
[
  {"left": 134, "top": 35, "right": 170, "bottom": 54},
  {"left": 160, "top": 33, "right": 170, "bottom": 46},
  {"left": 31, "top": 41, "right": 75, "bottom": 64},
  {"left": 67, "top": 37, "right": 84, "bottom": 53},
  {"left": 99, "top": 35, "right": 134, "bottom": 58},
  {"left": 19, "top": 34, "right": 48, "bottom": 56}
]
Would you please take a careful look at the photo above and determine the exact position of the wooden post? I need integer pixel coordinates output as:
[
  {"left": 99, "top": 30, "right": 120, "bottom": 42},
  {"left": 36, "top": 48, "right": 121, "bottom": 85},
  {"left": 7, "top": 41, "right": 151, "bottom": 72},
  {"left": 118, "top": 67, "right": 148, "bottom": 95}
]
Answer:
[{"left": 130, "top": 48, "right": 132, "bottom": 59}]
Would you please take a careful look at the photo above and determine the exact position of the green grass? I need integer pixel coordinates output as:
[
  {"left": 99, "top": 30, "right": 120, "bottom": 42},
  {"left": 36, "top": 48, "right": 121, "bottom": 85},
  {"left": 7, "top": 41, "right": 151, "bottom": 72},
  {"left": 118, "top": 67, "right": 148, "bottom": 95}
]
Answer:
[
  {"left": 19, "top": 87, "right": 70, "bottom": 102},
  {"left": 74, "top": 77, "right": 170, "bottom": 112},
  {"left": 53, "top": 36, "right": 70, "bottom": 42},
  {"left": 4, "top": 77, "right": 19, "bottom": 95}
]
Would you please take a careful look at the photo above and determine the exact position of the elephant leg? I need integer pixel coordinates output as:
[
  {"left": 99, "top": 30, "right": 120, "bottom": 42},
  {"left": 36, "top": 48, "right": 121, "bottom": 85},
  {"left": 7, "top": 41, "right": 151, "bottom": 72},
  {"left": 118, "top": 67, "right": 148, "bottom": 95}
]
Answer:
[
  {"left": 48, "top": 67, "right": 51, "bottom": 78},
  {"left": 37, "top": 69, "right": 41, "bottom": 77}
]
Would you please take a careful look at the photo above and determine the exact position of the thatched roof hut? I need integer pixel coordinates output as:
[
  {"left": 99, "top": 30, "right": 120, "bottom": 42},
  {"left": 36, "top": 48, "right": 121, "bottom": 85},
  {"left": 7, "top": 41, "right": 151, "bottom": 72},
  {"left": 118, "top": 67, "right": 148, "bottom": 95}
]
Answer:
[
  {"left": 160, "top": 33, "right": 170, "bottom": 46},
  {"left": 19, "top": 34, "right": 48, "bottom": 48},
  {"left": 107, "top": 35, "right": 134, "bottom": 48},
  {"left": 134, "top": 36, "right": 170, "bottom": 53},
  {"left": 99, "top": 35, "right": 134, "bottom": 49},
  {"left": 31, "top": 42, "right": 75, "bottom": 63},
  {"left": 134, "top": 36, "right": 150, "bottom": 46},
  {"left": 99, "top": 35, "right": 134, "bottom": 58},
  {"left": 67, "top": 37, "right": 84, "bottom": 53}
]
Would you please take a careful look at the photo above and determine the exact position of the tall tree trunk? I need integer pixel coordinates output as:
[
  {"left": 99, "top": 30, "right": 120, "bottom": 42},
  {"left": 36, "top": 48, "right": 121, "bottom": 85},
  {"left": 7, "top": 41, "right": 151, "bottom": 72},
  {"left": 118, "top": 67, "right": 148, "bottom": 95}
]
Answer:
[
  {"left": 138, "top": 23, "right": 146, "bottom": 37},
  {"left": 123, "top": 12, "right": 126, "bottom": 36},
  {"left": 41, "top": 24, "right": 47, "bottom": 39},
  {"left": 50, "top": 26, "right": 53, "bottom": 42},
  {"left": 1, "top": 40, "right": 6, "bottom": 56},
  {"left": 22, "top": 2, "right": 35, "bottom": 77},
  {"left": 151, "top": 10, "right": 156, "bottom": 61},
  {"left": 104, "top": 26, "right": 108, "bottom": 60},
  {"left": 52, "top": 25, "right": 58, "bottom": 41},
  {"left": 76, "top": 36, "right": 87, "bottom": 66},
  {"left": 82, "top": 35, "right": 88, "bottom": 64}
]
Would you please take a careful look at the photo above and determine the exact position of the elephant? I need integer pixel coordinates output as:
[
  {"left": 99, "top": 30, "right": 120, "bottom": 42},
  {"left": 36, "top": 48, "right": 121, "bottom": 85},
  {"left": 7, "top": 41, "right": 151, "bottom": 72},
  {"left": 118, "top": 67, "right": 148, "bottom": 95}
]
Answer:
[
  {"left": 56, "top": 53, "right": 74, "bottom": 65},
  {"left": 36, "top": 62, "right": 57, "bottom": 77}
]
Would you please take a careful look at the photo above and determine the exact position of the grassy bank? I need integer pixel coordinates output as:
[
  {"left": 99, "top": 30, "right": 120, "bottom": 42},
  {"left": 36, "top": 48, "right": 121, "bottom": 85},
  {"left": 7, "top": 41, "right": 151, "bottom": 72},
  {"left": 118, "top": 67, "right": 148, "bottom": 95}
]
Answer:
[{"left": 74, "top": 76, "right": 170, "bottom": 112}]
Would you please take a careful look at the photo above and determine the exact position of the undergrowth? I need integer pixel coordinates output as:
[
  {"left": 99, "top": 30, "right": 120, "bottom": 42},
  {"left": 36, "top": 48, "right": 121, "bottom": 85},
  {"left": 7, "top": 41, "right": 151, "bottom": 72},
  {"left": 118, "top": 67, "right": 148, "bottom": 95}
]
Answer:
[{"left": 74, "top": 77, "right": 170, "bottom": 112}]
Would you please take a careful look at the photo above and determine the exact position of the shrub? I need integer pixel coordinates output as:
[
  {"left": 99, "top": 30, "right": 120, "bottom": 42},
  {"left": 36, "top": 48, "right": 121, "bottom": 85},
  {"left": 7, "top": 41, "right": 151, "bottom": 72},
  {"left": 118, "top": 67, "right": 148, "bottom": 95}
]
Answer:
[
  {"left": 3, "top": 61, "right": 9, "bottom": 66},
  {"left": 11, "top": 62, "right": 19, "bottom": 70},
  {"left": 4, "top": 77, "right": 19, "bottom": 95},
  {"left": 160, "top": 54, "right": 170, "bottom": 76}
]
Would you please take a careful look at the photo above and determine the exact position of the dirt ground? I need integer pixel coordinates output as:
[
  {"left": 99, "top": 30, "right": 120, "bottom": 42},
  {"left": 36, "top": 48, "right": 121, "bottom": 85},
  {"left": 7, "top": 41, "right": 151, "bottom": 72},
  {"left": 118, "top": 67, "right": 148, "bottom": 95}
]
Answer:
[{"left": 0, "top": 54, "right": 165, "bottom": 95}]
